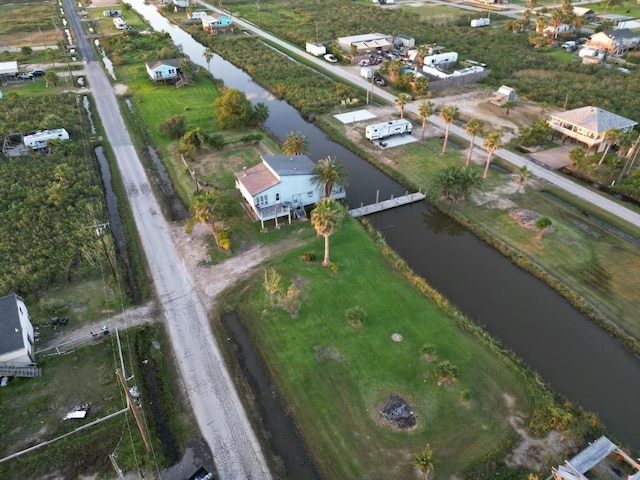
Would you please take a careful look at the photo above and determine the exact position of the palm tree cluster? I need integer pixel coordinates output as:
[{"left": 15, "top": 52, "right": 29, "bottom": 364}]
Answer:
[{"left": 428, "top": 164, "right": 483, "bottom": 203}]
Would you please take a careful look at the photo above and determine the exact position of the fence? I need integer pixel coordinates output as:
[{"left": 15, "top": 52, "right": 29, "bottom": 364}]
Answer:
[{"left": 428, "top": 70, "right": 491, "bottom": 92}]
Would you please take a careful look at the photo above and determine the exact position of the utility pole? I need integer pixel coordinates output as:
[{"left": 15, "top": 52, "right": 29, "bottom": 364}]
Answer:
[{"left": 116, "top": 368, "right": 152, "bottom": 452}]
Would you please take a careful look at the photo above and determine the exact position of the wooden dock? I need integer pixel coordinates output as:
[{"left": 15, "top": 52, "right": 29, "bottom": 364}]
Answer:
[{"left": 349, "top": 191, "right": 426, "bottom": 218}]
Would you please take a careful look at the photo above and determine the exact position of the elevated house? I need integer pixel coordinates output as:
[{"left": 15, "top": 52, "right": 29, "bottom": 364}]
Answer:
[
  {"left": 171, "top": 0, "right": 190, "bottom": 9},
  {"left": 587, "top": 28, "right": 640, "bottom": 57},
  {"left": 549, "top": 106, "right": 637, "bottom": 154},
  {"left": 145, "top": 58, "right": 182, "bottom": 82},
  {"left": 235, "top": 155, "right": 346, "bottom": 228},
  {"left": 201, "top": 13, "right": 233, "bottom": 34},
  {"left": 0, "top": 294, "right": 40, "bottom": 378}
]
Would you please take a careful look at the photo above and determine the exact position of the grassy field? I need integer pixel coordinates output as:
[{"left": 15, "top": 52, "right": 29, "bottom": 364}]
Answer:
[
  {"left": 320, "top": 113, "right": 640, "bottom": 353},
  {"left": 218, "top": 214, "right": 599, "bottom": 478}
]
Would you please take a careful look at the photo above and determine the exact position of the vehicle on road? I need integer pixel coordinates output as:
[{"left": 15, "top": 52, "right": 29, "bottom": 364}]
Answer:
[
  {"left": 374, "top": 76, "right": 386, "bottom": 86},
  {"left": 323, "top": 53, "right": 338, "bottom": 63}
]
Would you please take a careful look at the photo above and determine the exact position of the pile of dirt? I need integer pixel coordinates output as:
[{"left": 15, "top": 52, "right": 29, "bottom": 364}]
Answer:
[
  {"left": 379, "top": 394, "right": 416, "bottom": 430},
  {"left": 509, "top": 209, "right": 542, "bottom": 231}
]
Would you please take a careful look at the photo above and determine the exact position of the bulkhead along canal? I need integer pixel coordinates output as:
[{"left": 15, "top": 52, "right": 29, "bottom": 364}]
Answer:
[{"left": 129, "top": 0, "right": 640, "bottom": 452}]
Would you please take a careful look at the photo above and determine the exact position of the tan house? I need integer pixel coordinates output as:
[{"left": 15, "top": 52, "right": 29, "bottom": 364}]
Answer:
[
  {"left": 549, "top": 106, "right": 637, "bottom": 154},
  {"left": 587, "top": 28, "right": 640, "bottom": 57}
]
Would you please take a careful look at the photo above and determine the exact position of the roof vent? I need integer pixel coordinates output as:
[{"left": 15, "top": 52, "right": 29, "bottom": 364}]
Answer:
[{"left": 243, "top": 167, "right": 247, "bottom": 176}]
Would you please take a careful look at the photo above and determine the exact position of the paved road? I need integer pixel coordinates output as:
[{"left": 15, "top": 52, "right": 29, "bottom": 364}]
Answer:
[
  {"left": 200, "top": 1, "right": 640, "bottom": 229},
  {"left": 63, "top": 0, "right": 272, "bottom": 478}
]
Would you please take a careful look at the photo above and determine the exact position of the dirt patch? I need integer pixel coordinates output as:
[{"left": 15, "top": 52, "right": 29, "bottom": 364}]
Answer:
[
  {"left": 378, "top": 394, "right": 417, "bottom": 430},
  {"left": 509, "top": 208, "right": 554, "bottom": 234},
  {"left": 503, "top": 393, "right": 574, "bottom": 471},
  {"left": 313, "top": 345, "right": 343, "bottom": 363}
]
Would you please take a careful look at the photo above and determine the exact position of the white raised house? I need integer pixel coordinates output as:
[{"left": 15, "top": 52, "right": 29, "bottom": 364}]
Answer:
[
  {"left": 23, "top": 128, "right": 69, "bottom": 150},
  {"left": 201, "top": 13, "right": 234, "bottom": 34},
  {"left": 235, "top": 155, "right": 346, "bottom": 228},
  {"left": 0, "top": 294, "right": 40, "bottom": 377},
  {"left": 549, "top": 106, "right": 637, "bottom": 154},
  {"left": 145, "top": 58, "right": 182, "bottom": 82}
]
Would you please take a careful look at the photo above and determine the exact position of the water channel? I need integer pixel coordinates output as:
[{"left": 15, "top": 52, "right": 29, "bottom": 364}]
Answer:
[{"left": 128, "top": 0, "right": 640, "bottom": 452}]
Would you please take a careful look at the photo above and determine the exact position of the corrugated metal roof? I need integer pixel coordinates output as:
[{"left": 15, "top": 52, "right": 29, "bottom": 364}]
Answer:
[{"left": 0, "top": 294, "right": 24, "bottom": 354}]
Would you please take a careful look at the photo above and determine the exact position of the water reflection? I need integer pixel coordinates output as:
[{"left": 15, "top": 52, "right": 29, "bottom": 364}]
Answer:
[{"left": 422, "top": 205, "right": 466, "bottom": 236}]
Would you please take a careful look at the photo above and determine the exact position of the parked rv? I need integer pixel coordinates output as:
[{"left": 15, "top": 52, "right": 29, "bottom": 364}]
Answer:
[
  {"left": 23, "top": 129, "right": 70, "bottom": 150},
  {"left": 360, "top": 67, "right": 373, "bottom": 79},
  {"left": 113, "top": 17, "right": 128, "bottom": 30},
  {"left": 306, "top": 42, "right": 327, "bottom": 57},
  {"left": 365, "top": 119, "right": 412, "bottom": 141}
]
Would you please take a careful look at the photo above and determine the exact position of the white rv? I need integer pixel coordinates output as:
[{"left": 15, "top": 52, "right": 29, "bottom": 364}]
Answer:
[
  {"left": 365, "top": 119, "right": 412, "bottom": 141},
  {"left": 305, "top": 42, "right": 327, "bottom": 57},
  {"left": 113, "top": 17, "right": 128, "bottom": 30},
  {"left": 23, "top": 129, "right": 70, "bottom": 150}
]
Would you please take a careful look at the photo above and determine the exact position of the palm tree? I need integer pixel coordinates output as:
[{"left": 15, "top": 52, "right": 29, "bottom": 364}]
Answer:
[
  {"left": 501, "top": 101, "right": 515, "bottom": 115},
  {"left": 482, "top": 131, "right": 504, "bottom": 179},
  {"left": 388, "top": 58, "right": 404, "bottom": 82},
  {"left": 550, "top": 9, "right": 563, "bottom": 37},
  {"left": 515, "top": 165, "right": 531, "bottom": 193},
  {"left": 282, "top": 131, "right": 310, "bottom": 155},
  {"left": 439, "top": 104, "right": 460, "bottom": 155},
  {"left": 411, "top": 443, "right": 435, "bottom": 479},
  {"left": 253, "top": 102, "right": 269, "bottom": 127},
  {"left": 464, "top": 118, "right": 484, "bottom": 168},
  {"left": 311, "top": 156, "right": 349, "bottom": 198},
  {"left": 310, "top": 198, "right": 343, "bottom": 266},
  {"left": 415, "top": 44, "right": 430, "bottom": 67},
  {"left": 395, "top": 93, "right": 411, "bottom": 119},
  {"left": 203, "top": 47, "right": 213, "bottom": 74},
  {"left": 418, "top": 101, "right": 435, "bottom": 141},
  {"left": 187, "top": 190, "right": 228, "bottom": 249},
  {"left": 598, "top": 129, "right": 621, "bottom": 166},
  {"left": 535, "top": 216, "right": 552, "bottom": 240}
]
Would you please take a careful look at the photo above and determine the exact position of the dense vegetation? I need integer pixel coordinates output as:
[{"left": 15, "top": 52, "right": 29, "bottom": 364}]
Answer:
[
  {"left": 191, "top": 31, "right": 361, "bottom": 116},
  {"left": 0, "top": 94, "right": 112, "bottom": 297}
]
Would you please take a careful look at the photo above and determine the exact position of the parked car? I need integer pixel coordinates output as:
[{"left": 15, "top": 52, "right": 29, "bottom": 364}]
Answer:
[
  {"left": 31, "top": 69, "right": 46, "bottom": 77},
  {"left": 374, "top": 76, "right": 386, "bottom": 86},
  {"left": 359, "top": 59, "right": 370, "bottom": 66},
  {"left": 323, "top": 53, "right": 338, "bottom": 63},
  {"left": 16, "top": 72, "right": 33, "bottom": 79}
]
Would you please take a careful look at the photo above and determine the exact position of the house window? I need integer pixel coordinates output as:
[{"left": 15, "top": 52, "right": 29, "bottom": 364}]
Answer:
[
  {"left": 255, "top": 195, "right": 268, "bottom": 207},
  {"left": 307, "top": 191, "right": 313, "bottom": 198},
  {"left": 275, "top": 193, "right": 280, "bottom": 202}
]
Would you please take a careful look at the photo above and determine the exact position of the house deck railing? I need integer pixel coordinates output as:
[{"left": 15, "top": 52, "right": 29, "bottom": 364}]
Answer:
[
  {"left": 550, "top": 124, "right": 601, "bottom": 146},
  {"left": 0, "top": 365, "right": 42, "bottom": 377}
]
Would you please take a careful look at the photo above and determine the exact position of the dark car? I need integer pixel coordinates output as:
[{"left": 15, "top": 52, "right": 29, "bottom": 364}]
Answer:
[
  {"left": 31, "top": 69, "right": 46, "bottom": 77},
  {"left": 374, "top": 76, "right": 386, "bottom": 86}
]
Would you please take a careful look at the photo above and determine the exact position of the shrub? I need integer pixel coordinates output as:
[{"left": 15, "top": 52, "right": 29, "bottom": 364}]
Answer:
[
  {"left": 302, "top": 251, "right": 317, "bottom": 263},
  {"left": 208, "top": 133, "right": 226, "bottom": 150},
  {"left": 421, "top": 343, "right": 437, "bottom": 358},
  {"left": 158, "top": 114, "right": 186, "bottom": 139},
  {"left": 460, "top": 389, "right": 471, "bottom": 402},
  {"left": 328, "top": 262, "right": 339, "bottom": 273},
  {"left": 434, "top": 361, "right": 458, "bottom": 384},
  {"left": 345, "top": 306, "right": 366, "bottom": 328}
]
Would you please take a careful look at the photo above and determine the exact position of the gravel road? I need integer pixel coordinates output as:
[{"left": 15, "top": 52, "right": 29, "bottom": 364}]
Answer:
[{"left": 61, "top": 0, "right": 274, "bottom": 477}]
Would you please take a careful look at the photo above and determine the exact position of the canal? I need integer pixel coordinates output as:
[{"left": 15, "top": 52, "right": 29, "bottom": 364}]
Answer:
[{"left": 127, "top": 0, "right": 640, "bottom": 453}]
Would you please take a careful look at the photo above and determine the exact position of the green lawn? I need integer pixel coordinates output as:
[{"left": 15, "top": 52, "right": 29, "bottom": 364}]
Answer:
[
  {"left": 320, "top": 113, "right": 640, "bottom": 353},
  {"left": 219, "top": 216, "right": 596, "bottom": 478}
]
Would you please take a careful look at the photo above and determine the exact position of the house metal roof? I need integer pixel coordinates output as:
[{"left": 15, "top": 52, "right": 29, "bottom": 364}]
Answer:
[
  {"left": 550, "top": 106, "right": 637, "bottom": 133},
  {"left": 144, "top": 58, "right": 183, "bottom": 70},
  {"left": 0, "top": 294, "right": 24, "bottom": 354},
  {"left": 601, "top": 28, "right": 639, "bottom": 40},
  {"left": 263, "top": 155, "right": 314, "bottom": 176},
  {"left": 235, "top": 155, "right": 314, "bottom": 196}
]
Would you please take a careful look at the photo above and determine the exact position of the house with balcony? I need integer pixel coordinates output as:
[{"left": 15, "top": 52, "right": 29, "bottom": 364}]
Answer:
[
  {"left": 235, "top": 155, "right": 346, "bottom": 228},
  {"left": 549, "top": 106, "right": 637, "bottom": 154},
  {"left": 0, "top": 294, "right": 41, "bottom": 378},
  {"left": 587, "top": 28, "right": 640, "bottom": 57},
  {"left": 201, "top": 13, "right": 233, "bottom": 34},
  {"left": 145, "top": 58, "right": 182, "bottom": 82}
]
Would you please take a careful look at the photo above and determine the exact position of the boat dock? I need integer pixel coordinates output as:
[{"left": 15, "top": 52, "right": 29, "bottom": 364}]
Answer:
[{"left": 348, "top": 191, "right": 425, "bottom": 218}]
